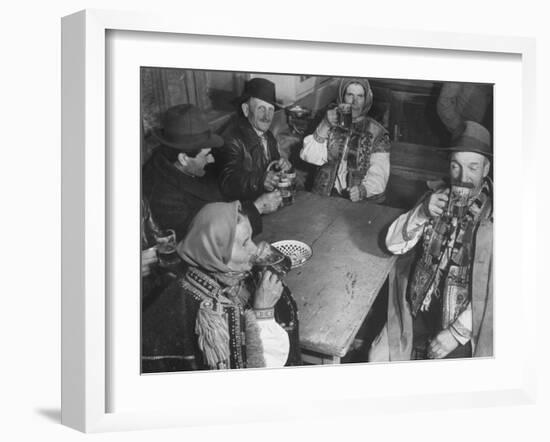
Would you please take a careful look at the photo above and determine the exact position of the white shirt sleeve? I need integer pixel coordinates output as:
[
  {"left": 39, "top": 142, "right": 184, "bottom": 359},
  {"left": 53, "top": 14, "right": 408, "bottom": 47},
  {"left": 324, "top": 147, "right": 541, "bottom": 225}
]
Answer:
[
  {"left": 256, "top": 319, "right": 290, "bottom": 367},
  {"left": 300, "top": 134, "right": 328, "bottom": 166},
  {"left": 448, "top": 302, "right": 473, "bottom": 345},
  {"left": 385, "top": 204, "right": 429, "bottom": 255},
  {"left": 362, "top": 152, "right": 390, "bottom": 197}
]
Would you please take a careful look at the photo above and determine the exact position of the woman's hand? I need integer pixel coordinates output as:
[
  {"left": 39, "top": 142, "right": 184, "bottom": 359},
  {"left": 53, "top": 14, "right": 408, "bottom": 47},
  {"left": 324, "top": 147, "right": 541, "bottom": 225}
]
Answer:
[{"left": 254, "top": 270, "right": 283, "bottom": 310}]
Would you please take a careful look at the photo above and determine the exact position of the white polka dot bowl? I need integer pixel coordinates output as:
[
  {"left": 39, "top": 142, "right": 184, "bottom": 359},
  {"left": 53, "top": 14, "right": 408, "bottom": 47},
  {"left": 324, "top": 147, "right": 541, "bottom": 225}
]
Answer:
[{"left": 271, "top": 240, "right": 312, "bottom": 269}]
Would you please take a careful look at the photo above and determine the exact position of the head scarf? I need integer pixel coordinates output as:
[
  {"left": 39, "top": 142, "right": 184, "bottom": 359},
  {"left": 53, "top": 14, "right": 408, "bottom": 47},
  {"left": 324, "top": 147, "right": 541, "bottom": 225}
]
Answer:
[
  {"left": 337, "top": 77, "right": 374, "bottom": 117},
  {"left": 177, "top": 201, "right": 241, "bottom": 273}
]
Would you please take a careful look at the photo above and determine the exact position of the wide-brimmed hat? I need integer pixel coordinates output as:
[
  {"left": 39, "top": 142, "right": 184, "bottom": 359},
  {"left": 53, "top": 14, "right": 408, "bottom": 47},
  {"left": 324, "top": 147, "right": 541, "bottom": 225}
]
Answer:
[
  {"left": 236, "top": 77, "right": 281, "bottom": 109},
  {"left": 446, "top": 120, "right": 492, "bottom": 158},
  {"left": 152, "top": 104, "right": 224, "bottom": 153}
]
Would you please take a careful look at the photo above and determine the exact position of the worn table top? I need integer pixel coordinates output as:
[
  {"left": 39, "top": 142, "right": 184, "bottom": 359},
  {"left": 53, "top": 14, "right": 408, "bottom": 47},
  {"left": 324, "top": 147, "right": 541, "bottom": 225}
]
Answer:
[{"left": 256, "top": 192, "right": 404, "bottom": 357}]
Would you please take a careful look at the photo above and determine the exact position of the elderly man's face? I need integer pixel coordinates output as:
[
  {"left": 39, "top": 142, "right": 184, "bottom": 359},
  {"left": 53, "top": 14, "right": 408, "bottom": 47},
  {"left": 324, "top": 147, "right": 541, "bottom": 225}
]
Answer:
[
  {"left": 450, "top": 151, "right": 490, "bottom": 197},
  {"left": 228, "top": 215, "right": 258, "bottom": 272},
  {"left": 242, "top": 97, "right": 275, "bottom": 133},
  {"left": 343, "top": 83, "right": 366, "bottom": 119}
]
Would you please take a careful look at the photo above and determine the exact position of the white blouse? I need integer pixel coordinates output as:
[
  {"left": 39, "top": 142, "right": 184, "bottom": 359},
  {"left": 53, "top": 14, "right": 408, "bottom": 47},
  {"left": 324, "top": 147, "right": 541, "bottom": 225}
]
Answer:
[
  {"left": 300, "top": 133, "right": 390, "bottom": 197},
  {"left": 256, "top": 319, "right": 290, "bottom": 367}
]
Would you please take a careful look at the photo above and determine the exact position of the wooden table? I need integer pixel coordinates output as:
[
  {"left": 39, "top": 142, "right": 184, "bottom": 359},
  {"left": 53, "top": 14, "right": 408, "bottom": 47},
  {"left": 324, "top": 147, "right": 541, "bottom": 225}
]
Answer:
[{"left": 256, "top": 192, "right": 404, "bottom": 364}]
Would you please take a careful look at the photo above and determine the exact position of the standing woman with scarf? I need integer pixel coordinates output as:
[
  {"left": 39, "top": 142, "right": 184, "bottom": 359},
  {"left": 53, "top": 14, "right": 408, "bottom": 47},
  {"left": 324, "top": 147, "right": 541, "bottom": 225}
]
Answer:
[
  {"left": 142, "top": 201, "right": 301, "bottom": 372},
  {"left": 300, "top": 78, "right": 391, "bottom": 202}
]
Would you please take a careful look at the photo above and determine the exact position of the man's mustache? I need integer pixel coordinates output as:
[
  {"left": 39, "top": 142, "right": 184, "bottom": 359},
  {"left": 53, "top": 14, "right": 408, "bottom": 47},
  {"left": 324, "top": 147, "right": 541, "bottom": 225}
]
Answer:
[{"left": 450, "top": 180, "right": 475, "bottom": 189}]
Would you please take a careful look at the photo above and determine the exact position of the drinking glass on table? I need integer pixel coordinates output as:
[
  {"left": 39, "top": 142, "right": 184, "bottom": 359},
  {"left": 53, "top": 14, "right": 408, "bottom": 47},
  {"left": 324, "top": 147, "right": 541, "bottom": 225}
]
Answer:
[
  {"left": 154, "top": 229, "right": 180, "bottom": 268},
  {"left": 284, "top": 169, "right": 297, "bottom": 198},
  {"left": 277, "top": 175, "right": 294, "bottom": 207}
]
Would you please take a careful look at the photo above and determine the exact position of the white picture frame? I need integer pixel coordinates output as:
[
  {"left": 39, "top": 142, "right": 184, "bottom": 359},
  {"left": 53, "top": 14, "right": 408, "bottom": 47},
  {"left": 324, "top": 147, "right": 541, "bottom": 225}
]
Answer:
[{"left": 61, "top": 9, "right": 537, "bottom": 433}]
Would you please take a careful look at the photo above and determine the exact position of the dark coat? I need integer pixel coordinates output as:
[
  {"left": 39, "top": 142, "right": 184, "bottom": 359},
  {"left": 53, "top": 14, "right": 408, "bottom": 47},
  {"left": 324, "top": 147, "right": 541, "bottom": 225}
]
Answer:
[
  {"left": 142, "top": 268, "right": 302, "bottom": 372},
  {"left": 142, "top": 146, "right": 262, "bottom": 242},
  {"left": 214, "top": 117, "right": 280, "bottom": 200}
]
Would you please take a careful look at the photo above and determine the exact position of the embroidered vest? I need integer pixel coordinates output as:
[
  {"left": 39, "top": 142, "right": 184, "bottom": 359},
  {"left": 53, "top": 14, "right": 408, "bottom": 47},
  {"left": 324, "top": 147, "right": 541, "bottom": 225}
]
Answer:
[
  {"left": 407, "top": 181, "right": 492, "bottom": 329},
  {"left": 312, "top": 117, "right": 390, "bottom": 196}
]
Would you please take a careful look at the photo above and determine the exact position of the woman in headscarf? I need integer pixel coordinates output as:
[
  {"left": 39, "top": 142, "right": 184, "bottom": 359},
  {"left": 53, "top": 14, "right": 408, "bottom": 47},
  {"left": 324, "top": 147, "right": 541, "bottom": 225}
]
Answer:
[
  {"left": 142, "top": 201, "right": 300, "bottom": 372},
  {"left": 300, "top": 78, "right": 391, "bottom": 202}
]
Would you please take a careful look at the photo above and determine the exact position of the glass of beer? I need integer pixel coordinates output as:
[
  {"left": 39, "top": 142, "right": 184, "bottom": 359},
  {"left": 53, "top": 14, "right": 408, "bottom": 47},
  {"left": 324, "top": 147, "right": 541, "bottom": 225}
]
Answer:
[
  {"left": 337, "top": 103, "right": 352, "bottom": 129},
  {"left": 251, "top": 241, "right": 291, "bottom": 279},
  {"left": 277, "top": 178, "right": 294, "bottom": 206},
  {"left": 154, "top": 229, "right": 179, "bottom": 268},
  {"left": 283, "top": 169, "right": 297, "bottom": 197},
  {"left": 447, "top": 181, "right": 475, "bottom": 218}
]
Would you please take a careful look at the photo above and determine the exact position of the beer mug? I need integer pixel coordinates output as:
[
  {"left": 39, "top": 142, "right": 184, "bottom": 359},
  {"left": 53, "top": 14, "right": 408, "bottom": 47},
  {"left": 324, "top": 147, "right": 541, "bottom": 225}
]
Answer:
[
  {"left": 336, "top": 103, "right": 352, "bottom": 130},
  {"left": 447, "top": 181, "right": 474, "bottom": 217},
  {"left": 282, "top": 169, "right": 297, "bottom": 196},
  {"left": 277, "top": 178, "right": 294, "bottom": 206},
  {"left": 252, "top": 241, "right": 291, "bottom": 279},
  {"left": 154, "top": 229, "right": 180, "bottom": 268}
]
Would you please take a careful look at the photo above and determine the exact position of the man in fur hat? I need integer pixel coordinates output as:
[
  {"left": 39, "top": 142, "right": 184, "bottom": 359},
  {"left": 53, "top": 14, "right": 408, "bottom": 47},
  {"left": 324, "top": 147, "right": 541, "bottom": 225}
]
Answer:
[
  {"left": 214, "top": 77, "right": 291, "bottom": 202},
  {"left": 369, "top": 121, "right": 493, "bottom": 361},
  {"left": 300, "top": 78, "right": 391, "bottom": 202}
]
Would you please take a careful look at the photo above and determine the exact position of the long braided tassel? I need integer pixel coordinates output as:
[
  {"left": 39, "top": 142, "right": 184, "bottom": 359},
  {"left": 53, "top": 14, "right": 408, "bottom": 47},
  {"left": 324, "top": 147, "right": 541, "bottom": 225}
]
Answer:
[{"left": 195, "top": 301, "right": 230, "bottom": 369}]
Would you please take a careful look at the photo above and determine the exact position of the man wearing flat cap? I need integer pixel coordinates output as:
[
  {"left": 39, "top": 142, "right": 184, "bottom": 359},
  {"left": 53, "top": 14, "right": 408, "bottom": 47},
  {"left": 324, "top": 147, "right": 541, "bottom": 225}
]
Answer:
[
  {"left": 369, "top": 121, "right": 493, "bottom": 361},
  {"left": 142, "top": 104, "right": 280, "bottom": 243},
  {"left": 214, "top": 78, "right": 291, "bottom": 204}
]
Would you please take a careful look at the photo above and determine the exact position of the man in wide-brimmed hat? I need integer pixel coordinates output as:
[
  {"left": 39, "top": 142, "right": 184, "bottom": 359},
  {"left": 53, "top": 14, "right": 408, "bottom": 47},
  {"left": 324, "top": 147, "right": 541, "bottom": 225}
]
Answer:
[
  {"left": 369, "top": 121, "right": 493, "bottom": 361},
  {"left": 214, "top": 77, "right": 291, "bottom": 201},
  {"left": 142, "top": 104, "right": 281, "bottom": 242},
  {"left": 300, "top": 77, "right": 391, "bottom": 202}
]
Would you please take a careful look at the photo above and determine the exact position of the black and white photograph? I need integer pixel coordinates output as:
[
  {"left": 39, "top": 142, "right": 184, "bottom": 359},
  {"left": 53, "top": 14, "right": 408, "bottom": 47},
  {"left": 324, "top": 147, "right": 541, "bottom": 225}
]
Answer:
[
  {"left": 140, "top": 68, "right": 494, "bottom": 373},
  {"left": 5, "top": 0, "right": 549, "bottom": 438}
]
